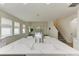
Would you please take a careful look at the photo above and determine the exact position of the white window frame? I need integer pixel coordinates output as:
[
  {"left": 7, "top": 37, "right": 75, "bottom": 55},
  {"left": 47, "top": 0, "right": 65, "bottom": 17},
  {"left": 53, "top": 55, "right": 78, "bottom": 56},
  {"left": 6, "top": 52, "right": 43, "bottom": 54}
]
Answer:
[
  {"left": 1, "top": 17, "right": 12, "bottom": 38},
  {"left": 14, "top": 22, "right": 20, "bottom": 35}
]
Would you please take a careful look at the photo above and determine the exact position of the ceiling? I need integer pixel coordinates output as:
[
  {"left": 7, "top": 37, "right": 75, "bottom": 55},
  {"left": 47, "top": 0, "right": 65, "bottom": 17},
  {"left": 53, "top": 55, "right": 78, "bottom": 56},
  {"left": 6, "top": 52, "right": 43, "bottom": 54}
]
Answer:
[{"left": 0, "top": 3, "right": 78, "bottom": 21}]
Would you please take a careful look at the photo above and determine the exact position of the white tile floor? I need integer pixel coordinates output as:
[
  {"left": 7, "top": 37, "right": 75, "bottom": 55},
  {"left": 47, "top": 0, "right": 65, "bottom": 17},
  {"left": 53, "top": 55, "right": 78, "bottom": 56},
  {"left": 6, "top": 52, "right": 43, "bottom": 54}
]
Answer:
[{"left": 0, "top": 36, "right": 79, "bottom": 55}]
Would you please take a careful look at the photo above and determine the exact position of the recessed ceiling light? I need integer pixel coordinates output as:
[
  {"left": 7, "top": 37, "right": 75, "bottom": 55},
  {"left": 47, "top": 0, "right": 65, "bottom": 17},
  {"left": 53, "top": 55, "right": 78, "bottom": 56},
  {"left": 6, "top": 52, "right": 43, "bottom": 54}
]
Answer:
[
  {"left": 0, "top": 3, "right": 5, "bottom": 5},
  {"left": 23, "top": 3, "right": 28, "bottom": 5},
  {"left": 67, "top": 3, "right": 72, "bottom": 5},
  {"left": 45, "top": 3, "right": 51, "bottom": 5}
]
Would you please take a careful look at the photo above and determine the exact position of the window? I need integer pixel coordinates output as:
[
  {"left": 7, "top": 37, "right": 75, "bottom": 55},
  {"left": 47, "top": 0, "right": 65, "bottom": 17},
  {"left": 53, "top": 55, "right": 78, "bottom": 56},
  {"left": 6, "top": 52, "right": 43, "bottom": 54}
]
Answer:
[
  {"left": 22, "top": 24, "right": 26, "bottom": 33},
  {"left": 28, "top": 26, "right": 31, "bottom": 33},
  {"left": 14, "top": 22, "right": 20, "bottom": 35},
  {"left": 1, "top": 17, "right": 12, "bottom": 38}
]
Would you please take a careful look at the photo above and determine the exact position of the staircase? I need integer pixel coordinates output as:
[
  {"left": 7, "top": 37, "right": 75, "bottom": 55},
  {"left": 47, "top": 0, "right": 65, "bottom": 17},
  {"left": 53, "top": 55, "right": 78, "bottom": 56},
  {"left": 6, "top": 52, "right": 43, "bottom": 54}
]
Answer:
[
  {"left": 54, "top": 20, "right": 73, "bottom": 47},
  {"left": 58, "top": 31, "right": 67, "bottom": 44}
]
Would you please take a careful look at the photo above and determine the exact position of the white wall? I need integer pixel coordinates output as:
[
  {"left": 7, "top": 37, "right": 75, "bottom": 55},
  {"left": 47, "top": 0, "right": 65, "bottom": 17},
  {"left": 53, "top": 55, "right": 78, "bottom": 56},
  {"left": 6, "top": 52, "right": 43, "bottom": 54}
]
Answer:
[
  {"left": 73, "top": 10, "right": 79, "bottom": 50},
  {"left": 47, "top": 21, "right": 58, "bottom": 39},
  {"left": 70, "top": 18, "right": 77, "bottom": 38}
]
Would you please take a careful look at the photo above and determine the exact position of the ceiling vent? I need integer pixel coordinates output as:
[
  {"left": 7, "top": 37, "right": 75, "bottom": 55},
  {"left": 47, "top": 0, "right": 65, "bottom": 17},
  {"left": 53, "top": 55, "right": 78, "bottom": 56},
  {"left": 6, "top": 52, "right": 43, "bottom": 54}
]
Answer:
[{"left": 69, "top": 3, "right": 79, "bottom": 7}]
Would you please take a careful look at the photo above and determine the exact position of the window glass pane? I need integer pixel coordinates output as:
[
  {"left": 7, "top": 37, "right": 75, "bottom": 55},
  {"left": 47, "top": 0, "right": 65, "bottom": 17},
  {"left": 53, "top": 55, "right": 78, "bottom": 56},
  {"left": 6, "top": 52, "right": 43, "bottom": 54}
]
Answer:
[
  {"left": 1, "top": 17, "right": 12, "bottom": 25},
  {"left": 22, "top": 24, "right": 26, "bottom": 33},
  {"left": 14, "top": 28, "right": 20, "bottom": 34},
  {"left": 1, "top": 27, "right": 12, "bottom": 38},
  {"left": 14, "top": 22, "right": 20, "bottom": 27},
  {"left": 23, "top": 28, "right": 25, "bottom": 33},
  {"left": 1, "top": 17, "right": 12, "bottom": 38},
  {"left": 14, "top": 22, "right": 20, "bottom": 35}
]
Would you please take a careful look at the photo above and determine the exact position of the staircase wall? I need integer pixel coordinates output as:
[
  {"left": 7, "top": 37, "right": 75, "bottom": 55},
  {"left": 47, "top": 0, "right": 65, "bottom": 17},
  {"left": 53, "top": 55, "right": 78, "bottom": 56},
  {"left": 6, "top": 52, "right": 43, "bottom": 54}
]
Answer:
[{"left": 54, "top": 14, "right": 76, "bottom": 46}]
